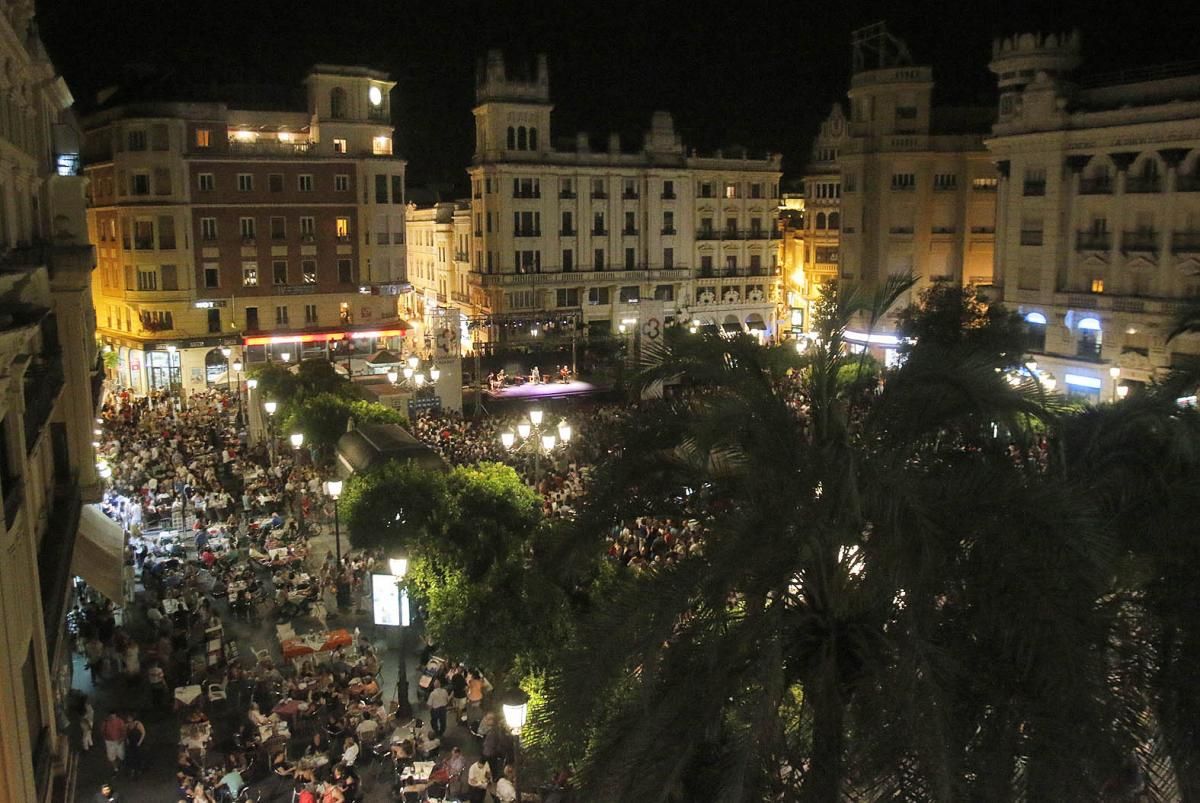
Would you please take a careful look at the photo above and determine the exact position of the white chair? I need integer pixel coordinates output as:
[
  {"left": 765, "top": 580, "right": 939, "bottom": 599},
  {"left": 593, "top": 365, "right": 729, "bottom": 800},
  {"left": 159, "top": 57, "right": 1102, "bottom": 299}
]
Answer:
[
  {"left": 208, "top": 682, "right": 227, "bottom": 702},
  {"left": 254, "top": 648, "right": 271, "bottom": 665}
]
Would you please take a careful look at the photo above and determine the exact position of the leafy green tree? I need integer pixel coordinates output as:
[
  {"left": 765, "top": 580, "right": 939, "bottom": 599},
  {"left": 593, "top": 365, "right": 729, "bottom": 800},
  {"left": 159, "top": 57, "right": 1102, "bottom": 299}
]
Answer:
[{"left": 895, "top": 280, "right": 1027, "bottom": 364}]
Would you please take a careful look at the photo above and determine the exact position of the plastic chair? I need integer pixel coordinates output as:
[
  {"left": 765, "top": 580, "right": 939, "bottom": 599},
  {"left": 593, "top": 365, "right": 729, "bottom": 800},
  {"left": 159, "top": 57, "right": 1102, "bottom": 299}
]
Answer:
[{"left": 208, "top": 682, "right": 228, "bottom": 702}]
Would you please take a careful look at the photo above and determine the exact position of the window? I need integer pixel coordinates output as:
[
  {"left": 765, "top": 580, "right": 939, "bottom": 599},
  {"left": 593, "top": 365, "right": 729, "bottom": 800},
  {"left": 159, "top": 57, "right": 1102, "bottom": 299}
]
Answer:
[
  {"left": 624, "top": 247, "right": 636, "bottom": 270},
  {"left": 560, "top": 178, "right": 575, "bottom": 198},
  {"left": 391, "top": 175, "right": 403, "bottom": 204},
  {"left": 1091, "top": 278, "right": 1105, "bottom": 293},
  {"left": 726, "top": 217, "right": 738, "bottom": 235},
  {"left": 619, "top": 285, "right": 640, "bottom": 303},
  {"left": 591, "top": 178, "right": 606, "bottom": 198},
  {"left": 933, "top": 173, "right": 957, "bottom": 191},
  {"left": 333, "top": 138, "right": 347, "bottom": 154},
  {"left": 337, "top": 259, "right": 352, "bottom": 283},
  {"left": 200, "top": 217, "right": 217, "bottom": 241},
  {"left": 556, "top": 288, "right": 580, "bottom": 307},
  {"left": 300, "top": 217, "right": 315, "bottom": 240},
  {"left": 750, "top": 254, "right": 763, "bottom": 275},
  {"left": 662, "top": 180, "right": 675, "bottom": 199},
  {"left": 594, "top": 248, "right": 605, "bottom": 268},
  {"left": 237, "top": 173, "right": 254, "bottom": 192},
  {"left": 587, "top": 287, "right": 610, "bottom": 305},
  {"left": 127, "top": 129, "right": 146, "bottom": 151},
  {"left": 261, "top": 173, "right": 281, "bottom": 193},
  {"left": 273, "top": 260, "right": 288, "bottom": 285},
  {"left": 330, "top": 87, "right": 347, "bottom": 119},
  {"left": 198, "top": 173, "right": 214, "bottom": 192},
  {"left": 298, "top": 174, "right": 314, "bottom": 192},
  {"left": 624, "top": 211, "right": 637, "bottom": 234},
  {"left": 242, "top": 262, "right": 259, "bottom": 286},
  {"left": 207, "top": 308, "right": 221, "bottom": 333},
  {"left": 1023, "top": 167, "right": 1047, "bottom": 196},
  {"left": 699, "top": 181, "right": 713, "bottom": 198},
  {"left": 203, "top": 263, "right": 220, "bottom": 288},
  {"left": 700, "top": 255, "right": 714, "bottom": 276},
  {"left": 562, "top": 249, "right": 574, "bottom": 272},
  {"left": 304, "top": 304, "right": 318, "bottom": 324},
  {"left": 593, "top": 212, "right": 606, "bottom": 235},
  {"left": 891, "top": 173, "right": 916, "bottom": 191},
  {"left": 663, "top": 247, "right": 674, "bottom": 268},
  {"left": 131, "top": 173, "right": 150, "bottom": 195},
  {"left": 245, "top": 307, "right": 259, "bottom": 330},
  {"left": 270, "top": 216, "right": 286, "bottom": 240},
  {"left": 136, "top": 268, "right": 157, "bottom": 291},
  {"left": 195, "top": 128, "right": 211, "bottom": 148},
  {"left": 663, "top": 211, "right": 674, "bottom": 234},
  {"left": 972, "top": 177, "right": 999, "bottom": 191},
  {"left": 240, "top": 217, "right": 256, "bottom": 241},
  {"left": 1024, "top": 314, "right": 1047, "bottom": 351},
  {"left": 896, "top": 105, "right": 918, "bottom": 120},
  {"left": 144, "top": 216, "right": 168, "bottom": 251},
  {"left": 654, "top": 284, "right": 674, "bottom": 301},
  {"left": 275, "top": 305, "right": 289, "bottom": 326},
  {"left": 134, "top": 219, "right": 154, "bottom": 249},
  {"left": 517, "top": 127, "right": 527, "bottom": 150},
  {"left": 376, "top": 175, "right": 388, "bottom": 203},
  {"left": 507, "top": 127, "right": 515, "bottom": 149},
  {"left": 372, "top": 136, "right": 392, "bottom": 155},
  {"left": 724, "top": 182, "right": 739, "bottom": 199},
  {"left": 336, "top": 218, "right": 351, "bottom": 242},
  {"left": 623, "top": 179, "right": 638, "bottom": 199},
  {"left": 302, "top": 260, "right": 317, "bottom": 284},
  {"left": 561, "top": 211, "right": 574, "bottom": 234}
]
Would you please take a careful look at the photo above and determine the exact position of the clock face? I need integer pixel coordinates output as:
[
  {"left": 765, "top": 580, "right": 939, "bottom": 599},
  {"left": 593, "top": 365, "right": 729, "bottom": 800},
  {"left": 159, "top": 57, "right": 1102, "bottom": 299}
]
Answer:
[{"left": 369, "top": 86, "right": 383, "bottom": 107}]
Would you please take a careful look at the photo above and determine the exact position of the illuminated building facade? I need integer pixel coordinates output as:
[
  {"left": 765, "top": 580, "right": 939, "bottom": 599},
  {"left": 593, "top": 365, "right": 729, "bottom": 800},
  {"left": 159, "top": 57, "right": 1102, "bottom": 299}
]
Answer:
[
  {"left": 83, "top": 65, "right": 408, "bottom": 394},
  {"left": 0, "top": 2, "right": 106, "bottom": 801},
  {"left": 987, "top": 32, "right": 1200, "bottom": 401},
  {"left": 466, "top": 51, "right": 783, "bottom": 344}
]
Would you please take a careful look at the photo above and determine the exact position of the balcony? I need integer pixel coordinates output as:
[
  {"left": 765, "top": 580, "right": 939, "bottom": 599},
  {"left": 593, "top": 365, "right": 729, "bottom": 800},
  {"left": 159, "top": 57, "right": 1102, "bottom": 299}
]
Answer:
[
  {"left": 1076, "top": 231, "right": 1112, "bottom": 250},
  {"left": 1122, "top": 231, "right": 1159, "bottom": 253},
  {"left": 661, "top": 192, "right": 676, "bottom": 200},
  {"left": 478, "top": 267, "right": 689, "bottom": 287},
  {"left": 591, "top": 191, "right": 608, "bottom": 200},
  {"left": 451, "top": 290, "right": 470, "bottom": 304},
  {"left": 513, "top": 229, "right": 541, "bottom": 238},
  {"left": 745, "top": 228, "right": 769, "bottom": 240},
  {"left": 227, "top": 139, "right": 314, "bottom": 156},
  {"left": 1171, "top": 232, "right": 1200, "bottom": 253},
  {"left": 591, "top": 228, "right": 609, "bottom": 237},
  {"left": 661, "top": 227, "right": 677, "bottom": 236},
  {"left": 559, "top": 190, "right": 577, "bottom": 199},
  {"left": 336, "top": 235, "right": 351, "bottom": 244},
  {"left": 889, "top": 226, "right": 915, "bottom": 235},
  {"left": 1125, "top": 176, "right": 1162, "bottom": 194},
  {"left": 622, "top": 190, "right": 639, "bottom": 199},
  {"left": 241, "top": 235, "right": 256, "bottom": 245},
  {"left": 1020, "top": 230, "right": 1044, "bottom": 246},
  {"left": 23, "top": 351, "right": 64, "bottom": 453},
  {"left": 622, "top": 227, "right": 638, "bottom": 236},
  {"left": 1079, "top": 178, "right": 1113, "bottom": 195},
  {"left": 696, "top": 229, "right": 720, "bottom": 240},
  {"left": 559, "top": 228, "right": 577, "bottom": 236},
  {"left": 1023, "top": 181, "right": 1047, "bottom": 196},
  {"left": 512, "top": 191, "right": 541, "bottom": 199}
]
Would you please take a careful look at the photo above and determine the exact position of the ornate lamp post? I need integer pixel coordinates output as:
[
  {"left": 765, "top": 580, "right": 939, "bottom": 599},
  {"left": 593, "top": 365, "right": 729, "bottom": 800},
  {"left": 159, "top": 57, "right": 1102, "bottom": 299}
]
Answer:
[
  {"left": 264, "top": 401, "right": 278, "bottom": 466},
  {"left": 290, "top": 432, "right": 306, "bottom": 531},
  {"left": 501, "top": 409, "right": 572, "bottom": 478},
  {"left": 221, "top": 346, "right": 232, "bottom": 395},
  {"left": 389, "top": 552, "right": 412, "bottom": 718},
  {"left": 325, "top": 479, "right": 344, "bottom": 564},
  {"left": 502, "top": 689, "right": 530, "bottom": 803}
]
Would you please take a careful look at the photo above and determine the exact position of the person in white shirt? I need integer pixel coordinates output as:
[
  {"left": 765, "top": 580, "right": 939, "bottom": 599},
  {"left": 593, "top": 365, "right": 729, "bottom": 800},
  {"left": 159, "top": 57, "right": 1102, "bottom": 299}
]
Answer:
[
  {"left": 467, "top": 757, "right": 492, "bottom": 802},
  {"left": 494, "top": 765, "right": 517, "bottom": 802},
  {"left": 341, "top": 736, "right": 359, "bottom": 766},
  {"left": 427, "top": 680, "right": 450, "bottom": 737}
]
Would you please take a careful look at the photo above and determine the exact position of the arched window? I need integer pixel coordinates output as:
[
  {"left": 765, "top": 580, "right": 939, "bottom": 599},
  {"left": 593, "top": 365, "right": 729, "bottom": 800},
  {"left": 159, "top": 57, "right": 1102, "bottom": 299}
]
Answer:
[
  {"left": 816, "top": 212, "right": 826, "bottom": 230},
  {"left": 517, "top": 126, "right": 527, "bottom": 150},
  {"left": 506, "top": 127, "right": 515, "bottom": 150},
  {"left": 828, "top": 212, "right": 840, "bottom": 230},
  {"left": 329, "top": 87, "right": 347, "bottom": 120},
  {"left": 529, "top": 128, "right": 538, "bottom": 151}
]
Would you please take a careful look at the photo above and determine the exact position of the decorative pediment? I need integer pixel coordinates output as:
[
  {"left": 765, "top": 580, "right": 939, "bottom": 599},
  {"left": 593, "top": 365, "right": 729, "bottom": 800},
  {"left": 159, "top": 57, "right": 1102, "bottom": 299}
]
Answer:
[
  {"left": 1124, "top": 254, "right": 1157, "bottom": 270},
  {"left": 1118, "top": 350, "right": 1152, "bottom": 370},
  {"left": 747, "top": 288, "right": 765, "bottom": 302},
  {"left": 697, "top": 290, "right": 716, "bottom": 304},
  {"left": 1174, "top": 256, "right": 1200, "bottom": 276},
  {"left": 1079, "top": 252, "right": 1111, "bottom": 268},
  {"left": 723, "top": 289, "right": 741, "bottom": 304}
]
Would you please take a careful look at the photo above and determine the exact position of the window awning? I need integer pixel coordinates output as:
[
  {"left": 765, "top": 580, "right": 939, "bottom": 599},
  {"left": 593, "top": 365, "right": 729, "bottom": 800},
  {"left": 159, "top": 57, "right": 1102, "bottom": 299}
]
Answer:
[
  {"left": 722, "top": 322, "right": 743, "bottom": 333},
  {"left": 72, "top": 506, "right": 126, "bottom": 603},
  {"left": 745, "top": 315, "right": 767, "bottom": 331}
]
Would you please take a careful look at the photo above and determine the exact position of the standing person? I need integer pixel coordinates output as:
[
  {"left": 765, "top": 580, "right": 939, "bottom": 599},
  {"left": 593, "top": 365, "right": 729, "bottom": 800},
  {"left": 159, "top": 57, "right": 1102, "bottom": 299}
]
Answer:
[
  {"left": 100, "top": 711, "right": 127, "bottom": 773},
  {"left": 124, "top": 713, "right": 146, "bottom": 778},
  {"left": 427, "top": 679, "right": 449, "bottom": 738},
  {"left": 450, "top": 665, "right": 468, "bottom": 724},
  {"left": 466, "top": 756, "right": 492, "bottom": 803},
  {"left": 495, "top": 765, "right": 518, "bottom": 803},
  {"left": 79, "top": 696, "right": 95, "bottom": 752}
]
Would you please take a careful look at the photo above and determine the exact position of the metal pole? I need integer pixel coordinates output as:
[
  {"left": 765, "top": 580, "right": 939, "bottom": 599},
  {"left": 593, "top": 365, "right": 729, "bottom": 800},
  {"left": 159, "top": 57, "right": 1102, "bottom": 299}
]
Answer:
[
  {"left": 397, "top": 621, "right": 411, "bottom": 719},
  {"left": 514, "top": 734, "right": 522, "bottom": 803},
  {"left": 333, "top": 497, "right": 341, "bottom": 564}
]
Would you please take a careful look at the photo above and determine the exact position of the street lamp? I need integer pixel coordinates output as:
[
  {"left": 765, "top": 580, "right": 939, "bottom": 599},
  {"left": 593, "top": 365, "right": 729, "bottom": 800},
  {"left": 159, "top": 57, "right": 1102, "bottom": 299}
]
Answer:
[
  {"left": 221, "top": 346, "right": 232, "bottom": 394},
  {"left": 290, "top": 433, "right": 306, "bottom": 530},
  {"left": 231, "top": 359, "right": 244, "bottom": 423},
  {"left": 264, "top": 401, "right": 278, "bottom": 466},
  {"left": 502, "top": 409, "right": 570, "bottom": 478},
  {"left": 281, "top": 351, "right": 291, "bottom": 364},
  {"left": 389, "top": 551, "right": 412, "bottom": 717},
  {"left": 325, "top": 479, "right": 344, "bottom": 565},
  {"left": 387, "top": 369, "right": 398, "bottom": 385},
  {"left": 502, "top": 689, "right": 530, "bottom": 803}
]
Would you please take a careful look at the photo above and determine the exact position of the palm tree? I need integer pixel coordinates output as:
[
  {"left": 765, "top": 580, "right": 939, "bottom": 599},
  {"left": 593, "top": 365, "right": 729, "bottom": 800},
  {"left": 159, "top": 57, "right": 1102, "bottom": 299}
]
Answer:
[{"left": 534, "top": 279, "right": 1124, "bottom": 800}]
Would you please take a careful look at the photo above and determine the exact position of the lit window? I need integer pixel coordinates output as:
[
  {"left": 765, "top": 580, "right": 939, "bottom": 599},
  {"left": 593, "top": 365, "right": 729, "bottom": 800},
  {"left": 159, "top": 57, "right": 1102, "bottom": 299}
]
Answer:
[
  {"left": 372, "top": 136, "right": 392, "bottom": 156},
  {"left": 336, "top": 218, "right": 351, "bottom": 241},
  {"left": 1090, "top": 278, "right": 1105, "bottom": 293},
  {"left": 195, "top": 128, "right": 211, "bottom": 148},
  {"left": 333, "top": 138, "right": 347, "bottom": 154},
  {"left": 242, "top": 262, "right": 258, "bottom": 287},
  {"left": 1024, "top": 312, "right": 1047, "bottom": 325}
]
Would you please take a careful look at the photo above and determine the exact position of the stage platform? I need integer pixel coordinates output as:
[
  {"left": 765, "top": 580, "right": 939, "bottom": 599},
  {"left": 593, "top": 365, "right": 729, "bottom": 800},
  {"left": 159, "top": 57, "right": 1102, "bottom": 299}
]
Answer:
[{"left": 484, "top": 379, "right": 598, "bottom": 400}]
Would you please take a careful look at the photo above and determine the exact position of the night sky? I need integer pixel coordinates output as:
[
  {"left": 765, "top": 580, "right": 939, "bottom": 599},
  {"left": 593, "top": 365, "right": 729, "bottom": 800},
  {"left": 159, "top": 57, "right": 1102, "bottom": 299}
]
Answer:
[{"left": 35, "top": 0, "right": 1200, "bottom": 192}]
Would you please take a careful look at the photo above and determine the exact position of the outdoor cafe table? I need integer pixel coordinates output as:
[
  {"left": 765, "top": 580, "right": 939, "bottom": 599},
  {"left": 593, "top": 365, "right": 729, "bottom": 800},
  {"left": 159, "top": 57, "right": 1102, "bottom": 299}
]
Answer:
[
  {"left": 272, "top": 698, "right": 309, "bottom": 721},
  {"left": 280, "top": 628, "right": 353, "bottom": 662},
  {"left": 174, "top": 684, "right": 204, "bottom": 708}
]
